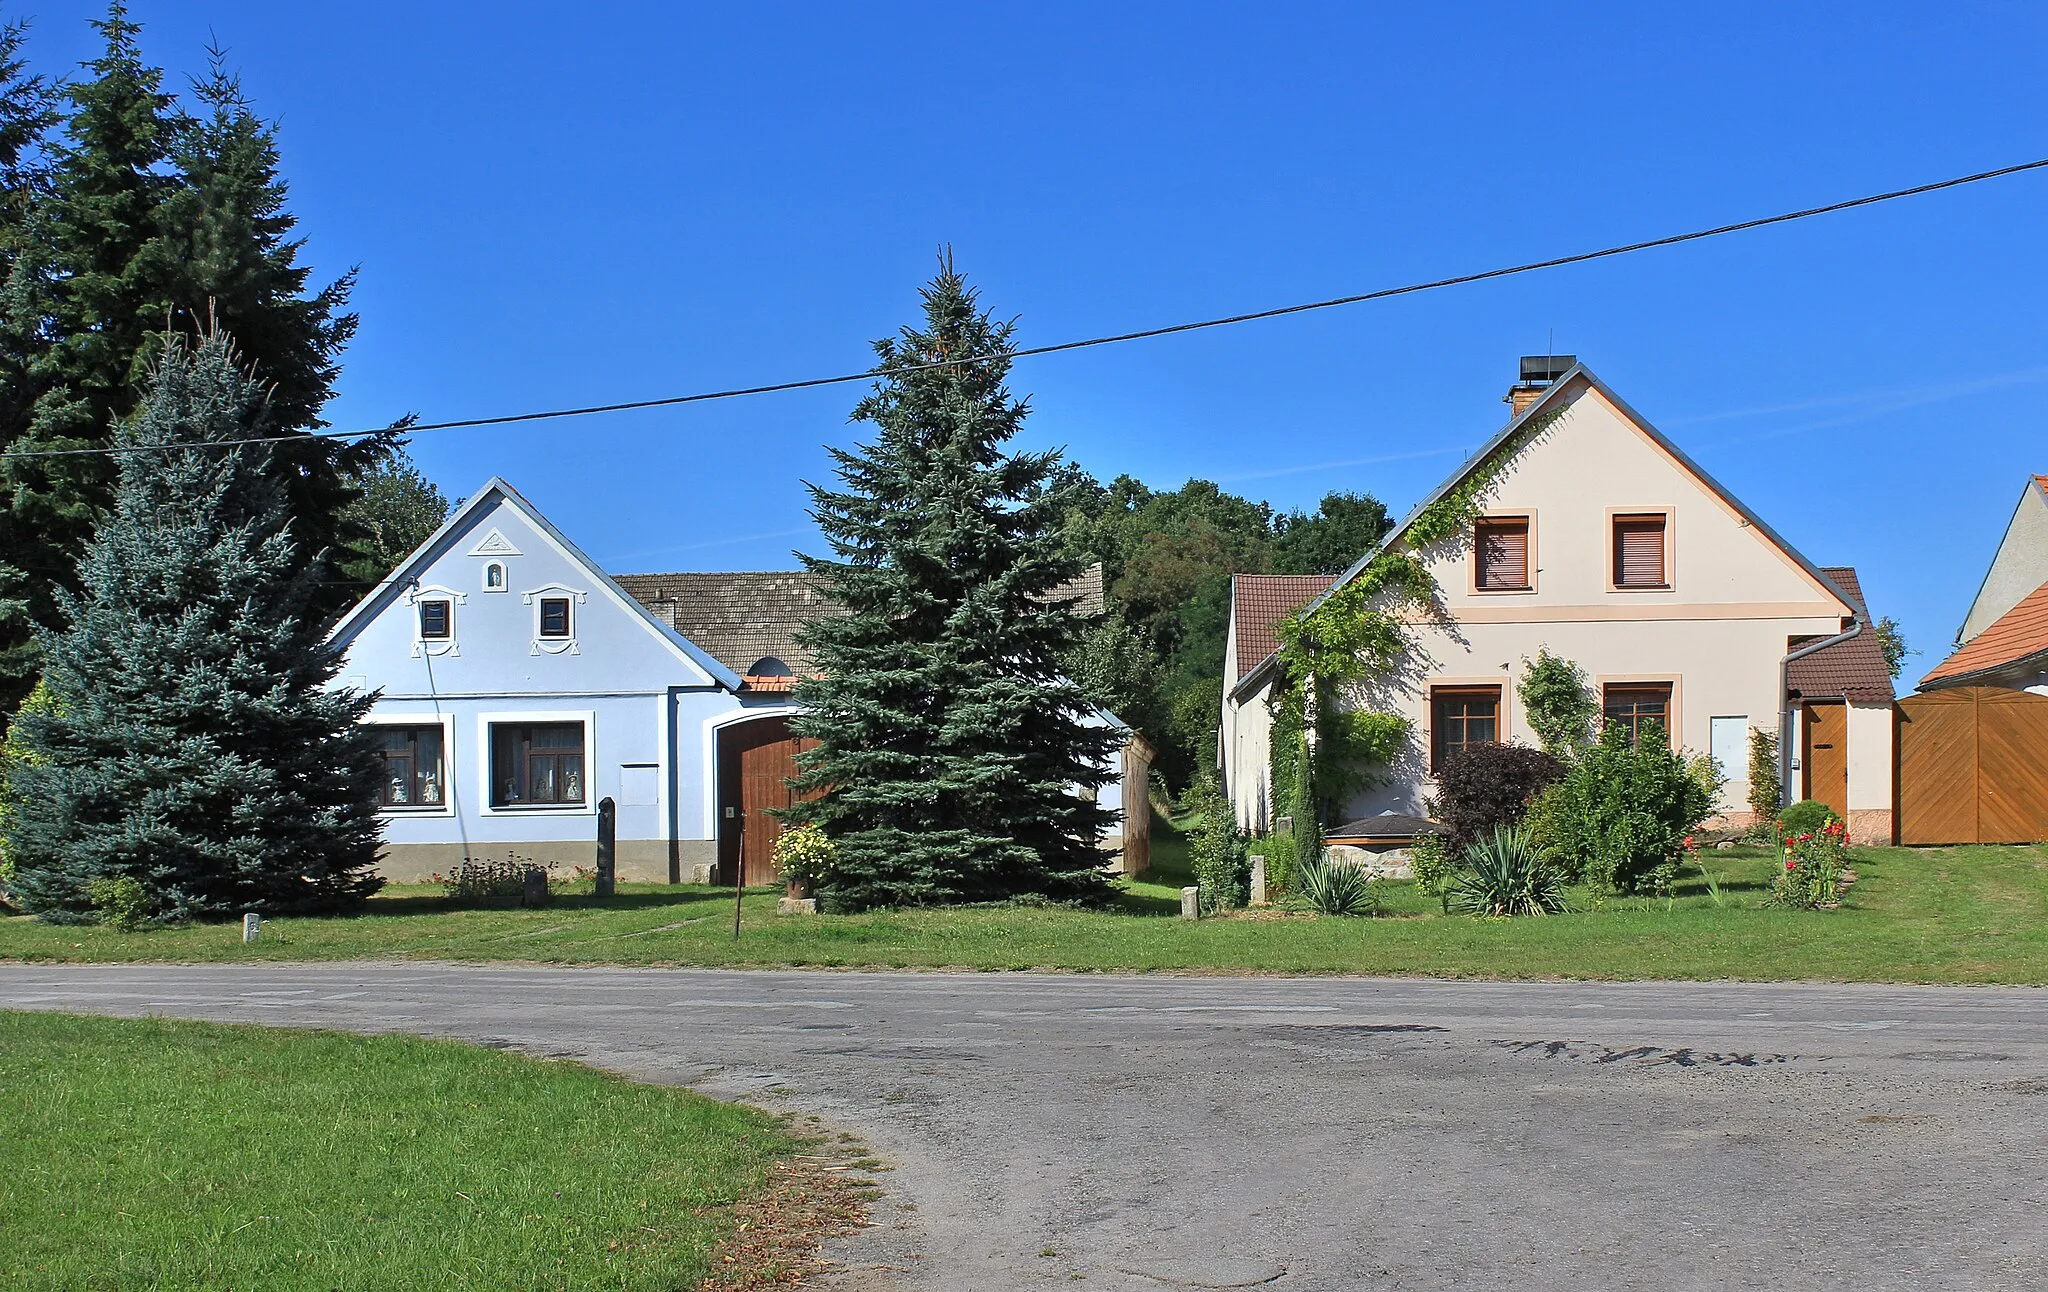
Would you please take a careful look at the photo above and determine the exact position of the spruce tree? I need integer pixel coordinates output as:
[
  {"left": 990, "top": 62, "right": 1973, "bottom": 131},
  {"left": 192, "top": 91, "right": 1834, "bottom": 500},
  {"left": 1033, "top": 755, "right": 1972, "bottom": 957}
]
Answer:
[
  {"left": 5, "top": 333, "right": 384, "bottom": 924},
  {"left": 791, "top": 259, "right": 1117, "bottom": 912}
]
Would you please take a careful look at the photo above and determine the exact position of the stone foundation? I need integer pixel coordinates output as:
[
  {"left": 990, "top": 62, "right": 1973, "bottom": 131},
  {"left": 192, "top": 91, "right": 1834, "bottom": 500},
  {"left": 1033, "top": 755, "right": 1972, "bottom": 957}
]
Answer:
[
  {"left": 376, "top": 839, "right": 717, "bottom": 885},
  {"left": 1845, "top": 809, "right": 1894, "bottom": 846},
  {"left": 1325, "top": 842, "right": 1416, "bottom": 881}
]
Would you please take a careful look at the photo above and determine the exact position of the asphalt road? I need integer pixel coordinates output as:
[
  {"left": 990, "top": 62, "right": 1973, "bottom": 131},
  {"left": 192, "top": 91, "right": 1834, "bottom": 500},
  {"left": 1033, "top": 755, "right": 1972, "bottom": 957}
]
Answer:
[{"left": 4, "top": 964, "right": 2047, "bottom": 1291}]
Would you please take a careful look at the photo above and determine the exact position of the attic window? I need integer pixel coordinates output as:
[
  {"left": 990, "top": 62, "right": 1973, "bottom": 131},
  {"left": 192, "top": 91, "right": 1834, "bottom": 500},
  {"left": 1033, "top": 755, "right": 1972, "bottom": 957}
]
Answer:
[
  {"left": 418, "top": 599, "right": 452, "bottom": 640},
  {"left": 539, "top": 597, "right": 572, "bottom": 638},
  {"left": 1474, "top": 517, "right": 1530, "bottom": 590},
  {"left": 1613, "top": 514, "right": 1669, "bottom": 589},
  {"left": 748, "top": 656, "right": 794, "bottom": 678}
]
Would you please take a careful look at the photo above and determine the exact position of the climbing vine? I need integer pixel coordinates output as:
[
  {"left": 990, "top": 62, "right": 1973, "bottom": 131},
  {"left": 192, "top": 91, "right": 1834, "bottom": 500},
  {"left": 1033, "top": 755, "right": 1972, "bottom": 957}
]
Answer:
[{"left": 1267, "top": 407, "right": 1563, "bottom": 831}]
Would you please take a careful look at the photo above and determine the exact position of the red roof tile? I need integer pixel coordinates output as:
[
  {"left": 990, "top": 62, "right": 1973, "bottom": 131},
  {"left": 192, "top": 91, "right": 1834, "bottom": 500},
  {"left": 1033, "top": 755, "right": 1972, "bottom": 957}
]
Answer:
[
  {"left": 1230, "top": 575, "right": 1335, "bottom": 681},
  {"left": 1924, "top": 576, "right": 2048, "bottom": 686}
]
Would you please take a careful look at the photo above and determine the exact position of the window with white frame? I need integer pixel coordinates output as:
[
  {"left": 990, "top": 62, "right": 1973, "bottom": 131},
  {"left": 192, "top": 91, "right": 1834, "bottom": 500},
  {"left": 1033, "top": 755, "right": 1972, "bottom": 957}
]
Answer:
[
  {"left": 489, "top": 721, "right": 586, "bottom": 807},
  {"left": 372, "top": 725, "right": 447, "bottom": 808}
]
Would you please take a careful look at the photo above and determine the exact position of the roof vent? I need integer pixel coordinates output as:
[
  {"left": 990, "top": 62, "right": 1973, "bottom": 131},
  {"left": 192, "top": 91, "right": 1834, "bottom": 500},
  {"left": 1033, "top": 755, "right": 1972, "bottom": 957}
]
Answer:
[{"left": 1506, "top": 354, "right": 1576, "bottom": 418}]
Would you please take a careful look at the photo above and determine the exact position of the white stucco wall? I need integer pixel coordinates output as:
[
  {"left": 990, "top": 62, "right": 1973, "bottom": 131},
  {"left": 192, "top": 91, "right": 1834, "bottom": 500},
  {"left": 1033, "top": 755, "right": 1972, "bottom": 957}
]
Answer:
[
  {"left": 1222, "top": 680, "right": 1275, "bottom": 833},
  {"left": 1959, "top": 481, "right": 2048, "bottom": 645}
]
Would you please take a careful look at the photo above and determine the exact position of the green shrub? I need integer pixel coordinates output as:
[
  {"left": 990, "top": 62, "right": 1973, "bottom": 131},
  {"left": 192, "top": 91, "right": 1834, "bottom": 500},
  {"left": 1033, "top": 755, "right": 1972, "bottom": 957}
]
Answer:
[
  {"left": 1430, "top": 742, "right": 1564, "bottom": 854},
  {"left": 1447, "top": 826, "right": 1565, "bottom": 917},
  {"left": 1260, "top": 831, "right": 1297, "bottom": 897},
  {"left": 1770, "top": 817, "right": 1849, "bottom": 908},
  {"left": 1528, "top": 721, "right": 1715, "bottom": 895},
  {"left": 1517, "top": 648, "right": 1598, "bottom": 756},
  {"left": 1409, "top": 832, "right": 1454, "bottom": 899},
  {"left": 1747, "top": 726, "right": 1781, "bottom": 825},
  {"left": 0, "top": 681, "right": 60, "bottom": 904},
  {"left": 1184, "top": 777, "right": 1249, "bottom": 913},
  {"left": 435, "top": 855, "right": 558, "bottom": 904},
  {"left": 1776, "top": 799, "right": 1837, "bottom": 839},
  {"left": 84, "top": 875, "right": 153, "bottom": 931},
  {"left": 1295, "top": 854, "right": 1378, "bottom": 916}
]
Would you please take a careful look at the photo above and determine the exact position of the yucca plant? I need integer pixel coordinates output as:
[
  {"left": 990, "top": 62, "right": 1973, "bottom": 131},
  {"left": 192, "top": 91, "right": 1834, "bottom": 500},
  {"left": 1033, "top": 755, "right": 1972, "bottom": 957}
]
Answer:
[
  {"left": 1447, "top": 825, "right": 1567, "bottom": 917},
  {"left": 1295, "top": 854, "right": 1378, "bottom": 916}
]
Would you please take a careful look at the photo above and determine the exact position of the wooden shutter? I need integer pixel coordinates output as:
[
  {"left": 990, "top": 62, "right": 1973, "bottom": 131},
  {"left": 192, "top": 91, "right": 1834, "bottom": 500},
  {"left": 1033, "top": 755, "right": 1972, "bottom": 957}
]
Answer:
[
  {"left": 1475, "top": 518, "right": 1529, "bottom": 589},
  {"left": 1613, "top": 515, "right": 1667, "bottom": 587}
]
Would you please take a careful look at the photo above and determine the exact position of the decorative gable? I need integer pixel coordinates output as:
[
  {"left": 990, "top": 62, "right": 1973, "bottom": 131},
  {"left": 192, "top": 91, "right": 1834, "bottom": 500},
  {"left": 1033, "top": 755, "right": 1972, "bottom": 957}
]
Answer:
[{"left": 467, "top": 528, "right": 523, "bottom": 557}]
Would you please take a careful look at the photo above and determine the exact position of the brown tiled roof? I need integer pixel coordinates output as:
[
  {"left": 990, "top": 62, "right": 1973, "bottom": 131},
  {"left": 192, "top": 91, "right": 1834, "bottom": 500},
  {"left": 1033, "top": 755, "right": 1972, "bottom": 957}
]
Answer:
[
  {"left": 1230, "top": 574, "right": 1336, "bottom": 680},
  {"left": 1923, "top": 577, "right": 2048, "bottom": 687},
  {"left": 1786, "top": 566, "right": 1896, "bottom": 703},
  {"left": 615, "top": 564, "right": 1108, "bottom": 686}
]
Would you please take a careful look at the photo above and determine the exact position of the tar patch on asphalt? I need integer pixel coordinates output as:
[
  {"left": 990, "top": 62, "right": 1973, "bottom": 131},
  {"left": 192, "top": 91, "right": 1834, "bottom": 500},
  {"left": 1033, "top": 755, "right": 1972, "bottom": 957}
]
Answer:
[{"left": 1492, "top": 1039, "right": 1796, "bottom": 1067}]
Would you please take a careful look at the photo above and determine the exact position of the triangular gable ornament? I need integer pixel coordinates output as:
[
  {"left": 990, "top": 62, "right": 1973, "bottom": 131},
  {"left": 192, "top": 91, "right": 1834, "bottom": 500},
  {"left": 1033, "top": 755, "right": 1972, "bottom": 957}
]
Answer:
[{"left": 467, "top": 528, "right": 522, "bottom": 557}]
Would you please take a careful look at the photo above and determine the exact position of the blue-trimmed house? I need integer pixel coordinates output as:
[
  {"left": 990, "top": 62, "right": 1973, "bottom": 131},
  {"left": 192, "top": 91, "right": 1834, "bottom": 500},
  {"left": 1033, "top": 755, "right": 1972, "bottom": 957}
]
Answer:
[{"left": 328, "top": 479, "right": 1151, "bottom": 884}]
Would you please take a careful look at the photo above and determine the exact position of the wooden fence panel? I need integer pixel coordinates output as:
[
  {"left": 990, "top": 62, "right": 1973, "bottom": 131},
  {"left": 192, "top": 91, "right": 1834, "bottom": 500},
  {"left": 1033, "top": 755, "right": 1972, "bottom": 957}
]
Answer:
[
  {"left": 1978, "top": 689, "right": 2048, "bottom": 844},
  {"left": 1898, "top": 691, "right": 1978, "bottom": 845},
  {"left": 1898, "top": 686, "right": 2048, "bottom": 845}
]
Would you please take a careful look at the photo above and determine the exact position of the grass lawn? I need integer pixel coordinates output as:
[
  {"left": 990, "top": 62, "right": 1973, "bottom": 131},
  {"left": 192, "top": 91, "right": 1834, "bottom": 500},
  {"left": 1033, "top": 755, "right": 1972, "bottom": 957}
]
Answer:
[
  {"left": 3, "top": 837, "right": 2047, "bottom": 983},
  {"left": 0, "top": 1010, "right": 801, "bottom": 1291}
]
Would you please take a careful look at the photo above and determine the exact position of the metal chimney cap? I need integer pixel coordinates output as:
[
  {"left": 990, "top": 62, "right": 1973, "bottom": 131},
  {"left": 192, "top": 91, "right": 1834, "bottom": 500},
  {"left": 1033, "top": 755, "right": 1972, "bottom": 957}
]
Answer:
[{"left": 1518, "top": 355, "right": 1577, "bottom": 384}]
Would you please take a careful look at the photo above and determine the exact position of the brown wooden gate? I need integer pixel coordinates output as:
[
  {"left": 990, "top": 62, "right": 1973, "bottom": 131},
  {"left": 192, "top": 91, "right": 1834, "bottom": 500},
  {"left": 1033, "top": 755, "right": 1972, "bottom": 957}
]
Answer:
[
  {"left": 1898, "top": 686, "right": 2048, "bottom": 845},
  {"left": 716, "top": 716, "right": 821, "bottom": 885}
]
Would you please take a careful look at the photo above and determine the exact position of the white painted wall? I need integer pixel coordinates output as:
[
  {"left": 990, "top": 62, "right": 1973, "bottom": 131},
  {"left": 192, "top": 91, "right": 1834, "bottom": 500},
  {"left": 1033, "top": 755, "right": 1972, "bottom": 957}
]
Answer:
[{"left": 1959, "top": 481, "right": 2048, "bottom": 644}]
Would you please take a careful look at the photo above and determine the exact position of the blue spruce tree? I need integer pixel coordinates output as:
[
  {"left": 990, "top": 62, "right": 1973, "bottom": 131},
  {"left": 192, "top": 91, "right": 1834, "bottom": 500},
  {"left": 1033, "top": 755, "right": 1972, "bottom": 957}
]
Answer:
[
  {"left": 790, "top": 258, "right": 1119, "bottom": 911},
  {"left": 5, "top": 333, "right": 383, "bottom": 923}
]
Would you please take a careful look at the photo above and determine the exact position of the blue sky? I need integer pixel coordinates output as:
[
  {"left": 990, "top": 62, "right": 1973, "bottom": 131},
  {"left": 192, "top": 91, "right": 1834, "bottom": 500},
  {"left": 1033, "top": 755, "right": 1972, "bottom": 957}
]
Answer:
[{"left": 26, "top": 1, "right": 2048, "bottom": 688}]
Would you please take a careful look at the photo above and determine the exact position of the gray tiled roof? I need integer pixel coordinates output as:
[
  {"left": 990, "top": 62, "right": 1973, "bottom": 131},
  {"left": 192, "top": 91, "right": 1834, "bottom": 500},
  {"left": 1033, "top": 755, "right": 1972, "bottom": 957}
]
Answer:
[{"left": 615, "top": 564, "right": 1106, "bottom": 678}]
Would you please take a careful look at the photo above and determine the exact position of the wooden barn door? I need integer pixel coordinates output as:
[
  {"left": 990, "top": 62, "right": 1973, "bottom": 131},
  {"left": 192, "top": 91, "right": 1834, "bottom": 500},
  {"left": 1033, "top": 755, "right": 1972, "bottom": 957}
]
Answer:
[
  {"left": 1898, "top": 686, "right": 2048, "bottom": 844},
  {"left": 1802, "top": 703, "right": 1849, "bottom": 820},
  {"left": 716, "top": 716, "right": 820, "bottom": 885}
]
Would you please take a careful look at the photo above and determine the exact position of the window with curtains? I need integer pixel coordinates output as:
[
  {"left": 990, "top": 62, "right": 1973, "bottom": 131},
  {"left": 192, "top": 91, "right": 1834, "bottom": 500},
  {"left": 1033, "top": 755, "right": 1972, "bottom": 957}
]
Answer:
[
  {"left": 1474, "top": 517, "right": 1531, "bottom": 590},
  {"left": 371, "top": 725, "right": 446, "bottom": 808},
  {"left": 489, "top": 722, "right": 586, "bottom": 807},
  {"left": 1431, "top": 687, "right": 1501, "bottom": 772},
  {"left": 1612, "top": 514, "right": 1669, "bottom": 588},
  {"left": 1603, "top": 683, "right": 1673, "bottom": 748}
]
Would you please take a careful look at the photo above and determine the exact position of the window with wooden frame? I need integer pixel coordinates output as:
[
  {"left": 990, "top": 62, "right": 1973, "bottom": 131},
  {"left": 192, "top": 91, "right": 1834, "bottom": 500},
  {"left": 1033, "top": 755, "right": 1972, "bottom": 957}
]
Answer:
[
  {"left": 371, "top": 725, "right": 446, "bottom": 808},
  {"left": 1431, "top": 686, "right": 1501, "bottom": 772},
  {"left": 1612, "top": 514, "right": 1668, "bottom": 589},
  {"left": 418, "top": 598, "right": 452, "bottom": 640},
  {"left": 1474, "top": 516, "right": 1531, "bottom": 590},
  {"left": 538, "top": 596, "right": 572, "bottom": 639},
  {"left": 489, "top": 722, "right": 586, "bottom": 807},
  {"left": 1603, "top": 683, "right": 1674, "bottom": 749}
]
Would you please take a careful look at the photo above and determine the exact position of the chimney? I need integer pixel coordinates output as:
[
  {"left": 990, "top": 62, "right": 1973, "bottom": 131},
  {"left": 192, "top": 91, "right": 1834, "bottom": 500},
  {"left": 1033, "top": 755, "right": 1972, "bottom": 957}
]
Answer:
[{"left": 1505, "top": 354, "right": 1575, "bottom": 418}]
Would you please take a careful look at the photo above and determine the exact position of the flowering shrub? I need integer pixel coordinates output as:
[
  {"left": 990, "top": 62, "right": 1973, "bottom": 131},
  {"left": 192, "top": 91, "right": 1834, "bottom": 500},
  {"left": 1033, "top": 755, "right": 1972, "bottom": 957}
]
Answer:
[
  {"left": 772, "top": 820, "right": 836, "bottom": 892},
  {"left": 1770, "top": 818, "right": 1848, "bottom": 908},
  {"left": 435, "top": 854, "right": 559, "bottom": 904}
]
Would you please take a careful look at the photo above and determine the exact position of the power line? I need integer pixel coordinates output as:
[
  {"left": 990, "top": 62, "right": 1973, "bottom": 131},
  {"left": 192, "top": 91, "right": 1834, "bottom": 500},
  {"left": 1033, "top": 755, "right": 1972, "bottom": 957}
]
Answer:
[{"left": 4, "top": 154, "right": 2044, "bottom": 464}]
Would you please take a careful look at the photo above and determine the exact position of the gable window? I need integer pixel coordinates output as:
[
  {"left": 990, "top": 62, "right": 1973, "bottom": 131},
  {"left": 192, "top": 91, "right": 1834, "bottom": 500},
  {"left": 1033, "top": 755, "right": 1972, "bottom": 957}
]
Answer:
[
  {"left": 1613, "top": 514, "right": 1669, "bottom": 589},
  {"left": 418, "top": 599, "right": 452, "bottom": 640},
  {"left": 489, "top": 722, "right": 586, "bottom": 807},
  {"left": 539, "top": 597, "right": 572, "bottom": 638},
  {"left": 1431, "top": 686, "right": 1501, "bottom": 772},
  {"left": 483, "top": 561, "right": 506, "bottom": 592},
  {"left": 1604, "top": 683, "right": 1674, "bottom": 749},
  {"left": 1474, "top": 517, "right": 1531, "bottom": 591},
  {"left": 372, "top": 725, "right": 445, "bottom": 808}
]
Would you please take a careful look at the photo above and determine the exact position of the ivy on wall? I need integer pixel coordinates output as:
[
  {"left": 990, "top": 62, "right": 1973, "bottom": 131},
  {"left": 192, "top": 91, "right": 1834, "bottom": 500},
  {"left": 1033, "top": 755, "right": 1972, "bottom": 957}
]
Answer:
[{"left": 1265, "top": 406, "right": 1564, "bottom": 831}]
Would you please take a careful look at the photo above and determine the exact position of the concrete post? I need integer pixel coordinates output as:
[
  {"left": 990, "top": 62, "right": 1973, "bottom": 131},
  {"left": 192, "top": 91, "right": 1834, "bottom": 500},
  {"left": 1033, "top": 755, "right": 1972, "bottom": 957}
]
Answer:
[
  {"left": 521, "top": 866, "right": 549, "bottom": 908},
  {"left": 595, "top": 796, "right": 617, "bottom": 897},
  {"left": 1250, "top": 855, "right": 1268, "bottom": 907},
  {"left": 242, "top": 913, "right": 260, "bottom": 943},
  {"left": 1180, "top": 886, "right": 1200, "bottom": 920}
]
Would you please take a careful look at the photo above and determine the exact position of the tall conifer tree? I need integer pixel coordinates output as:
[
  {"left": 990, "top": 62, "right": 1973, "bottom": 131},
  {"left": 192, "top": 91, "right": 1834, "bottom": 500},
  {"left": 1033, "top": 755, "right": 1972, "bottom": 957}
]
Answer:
[
  {"left": 5, "top": 334, "right": 384, "bottom": 924},
  {"left": 790, "top": 259, "right": 1116, "bottom": 912}
]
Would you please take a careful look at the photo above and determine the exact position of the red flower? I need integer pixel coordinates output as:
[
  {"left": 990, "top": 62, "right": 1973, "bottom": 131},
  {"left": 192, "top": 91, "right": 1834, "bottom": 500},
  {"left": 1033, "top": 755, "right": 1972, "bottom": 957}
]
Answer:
[
  {"left": 1683, "top": 835, "right": 1696, "bottom": 850},
  {"left": 1786, "top": 858, "right": 1797, "bottom": 870}
]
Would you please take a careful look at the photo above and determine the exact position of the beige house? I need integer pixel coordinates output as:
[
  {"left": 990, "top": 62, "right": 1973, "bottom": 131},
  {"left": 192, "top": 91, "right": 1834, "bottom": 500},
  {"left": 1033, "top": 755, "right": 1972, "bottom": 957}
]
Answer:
[{"left": 1221, "top": 358, "right": 1897, "bottom": 844}]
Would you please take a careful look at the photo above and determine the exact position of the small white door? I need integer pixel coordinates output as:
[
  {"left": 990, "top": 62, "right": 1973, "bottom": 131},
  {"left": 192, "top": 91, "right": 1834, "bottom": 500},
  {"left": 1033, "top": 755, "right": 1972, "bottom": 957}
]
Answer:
[{"left": 1710, "top": 717, "right": 1748, "bottom": 809}]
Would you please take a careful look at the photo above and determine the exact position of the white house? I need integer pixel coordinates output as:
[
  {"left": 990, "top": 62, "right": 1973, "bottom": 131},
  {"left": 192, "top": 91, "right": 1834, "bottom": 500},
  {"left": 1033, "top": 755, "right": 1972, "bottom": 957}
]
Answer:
[
  {"left": 1220, "top": 358, "right": 1898, "bottom": 845},
  {"left": 328, "top": 479, "right": 1150, "bottom": 884},
  {"left": 1920, "top": 474, "right": 2048, "bottom": 693}
]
